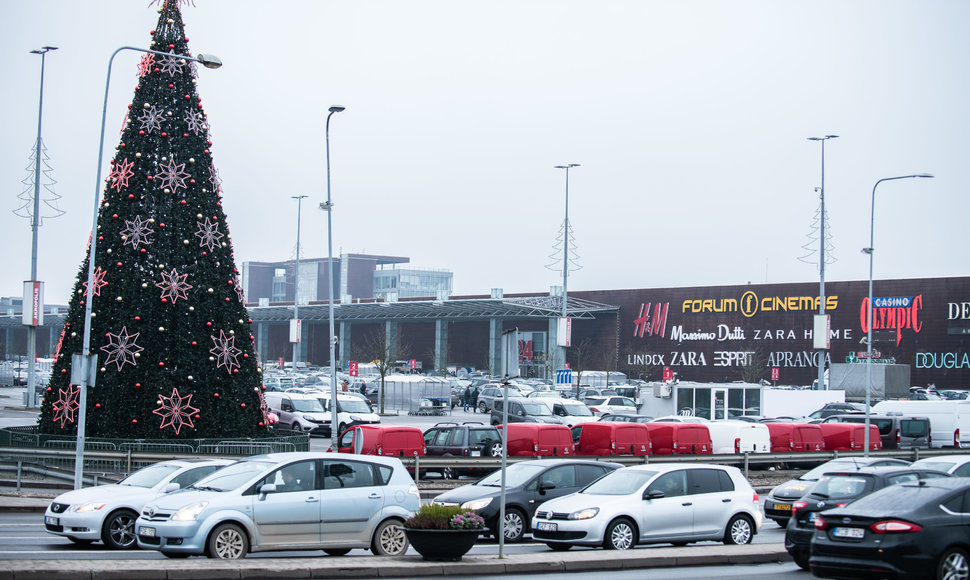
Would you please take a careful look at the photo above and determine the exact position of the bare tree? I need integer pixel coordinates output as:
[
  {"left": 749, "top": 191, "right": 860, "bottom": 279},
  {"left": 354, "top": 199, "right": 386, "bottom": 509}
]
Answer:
[
  {"left": 355, "top": 330, "right": 408, "bottom": 414},
  {"left": 740, "top": 343, "right": 768, "bottom": 384},
  {"left": 567, "top": 338, "right": 596, "bottom": 398}
]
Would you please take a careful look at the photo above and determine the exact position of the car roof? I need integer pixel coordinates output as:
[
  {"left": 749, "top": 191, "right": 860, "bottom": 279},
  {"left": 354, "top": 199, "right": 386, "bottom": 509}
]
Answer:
[
  {"left": 821, "top": 466, "right": 939, "bottom": 476},
  {"left": 523, "top": 458, "right": 623, "bottom": 468},
  {"left": 622, "top": 463, "right": 738, "bottom": 474},
  {"left": 244, "top": 451, "right": 404, "bottom": 467}
]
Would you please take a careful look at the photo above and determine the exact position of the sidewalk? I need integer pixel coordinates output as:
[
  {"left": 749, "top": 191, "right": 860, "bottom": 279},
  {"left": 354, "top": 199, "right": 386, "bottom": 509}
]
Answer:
[{"left": 0, "top": 491, "right": 789, "bottom": 579}]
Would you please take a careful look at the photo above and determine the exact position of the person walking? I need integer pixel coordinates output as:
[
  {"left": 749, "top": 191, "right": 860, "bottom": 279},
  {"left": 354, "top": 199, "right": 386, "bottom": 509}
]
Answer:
[
  {"left": 471, "top": 386, "right": 480, "bottom": 413},
  {"left": 463, "top": 385, "right": 472, "bottom": 412}
]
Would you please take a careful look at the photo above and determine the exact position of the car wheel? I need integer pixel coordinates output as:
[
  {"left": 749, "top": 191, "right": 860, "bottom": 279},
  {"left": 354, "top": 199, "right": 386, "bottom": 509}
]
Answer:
[
  {"left": 546, "top": 542, "right": 572, "bottom": 551},
  {"left": 485, "top": 442, "right": 503, "bottom": 457},
  {"left": 207, "top": 523, "right": 249, "bottom": 559},
  {"left": 503, "top": 508, "right": 526, "bottom": 543},
  {"left": 372, "top": 518, "right": 408, "bottom": 556},
  {"left": 772, "top": 518, "right": 788, "bottom": 528},
  {"left": 338, "top": 423, "right": 347, "bottom": 435},
  {"left": 604, "top": 518, "right": 636, "bottom": 550},
  {"left": 291, "top": 422, "right": 301, "bottom": 433},
  {"left": 478, "top": 402, "right": 487, "bottom": 413},
  {"left": 101, "top": 509, "right": 138, "bottom": 550},
  {"left": 443, "top": 467, "right": 456, "bottom": 480},
  {"left": 324, "top": 548, "right": 352, "bottom": 556},
  {"left": 793, "top": 552, "right": 810, "bottom": 571},
  {"left": 723, "top": 514, "right": 754, "bottom": 545},
  {"left": 938, "top": 547, "right": 969, "bottom": 580}
]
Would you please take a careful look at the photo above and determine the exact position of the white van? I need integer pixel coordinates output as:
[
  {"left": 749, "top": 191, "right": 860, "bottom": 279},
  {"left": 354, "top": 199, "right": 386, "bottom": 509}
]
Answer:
[
  {"left": 705, "top": 420, "right": 771, "bottom": 454},
  {"left": 316, "top": 393, "right": 381, "bottom": 436},
  {"left": 263, "top": 392, "right": 330, "bottom": 435},
  {"left": 871, "top": 400, "right": 970, "bottom": 448}
]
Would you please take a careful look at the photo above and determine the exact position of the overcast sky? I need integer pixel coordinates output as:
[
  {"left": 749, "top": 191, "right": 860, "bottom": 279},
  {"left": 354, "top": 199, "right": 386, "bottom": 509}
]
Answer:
[{"left": 2, "top": 0, "right": 967, "bottom": 307}]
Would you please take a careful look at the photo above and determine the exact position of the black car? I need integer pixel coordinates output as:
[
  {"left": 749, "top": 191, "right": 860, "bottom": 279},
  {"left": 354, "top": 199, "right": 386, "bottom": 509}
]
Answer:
[
  {"left": 763, "top": 456, "right": 911, "bottom": 527},
  {"left": 599, "top": 413, "right": 654, "bottom": 423},
  {"left": 784, "top": 466, "right": 949, "bottom": 569},
  {"left": 807, "top": 402, "right": 867, "bottom": 420},
  {"left": 422, "top": 422, "right": 502, "bottom": 479},
  {"left": 811, "top": 477, "right": 970, "bottom": 579},
  {"left": 431, "top": 458, "right": 622, "bottom": 542}
]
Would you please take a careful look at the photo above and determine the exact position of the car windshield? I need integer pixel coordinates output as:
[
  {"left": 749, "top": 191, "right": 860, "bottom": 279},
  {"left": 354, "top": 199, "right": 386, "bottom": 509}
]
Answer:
[
  {"left": 336, "top": 399, "right": 371, "bottom": 413},
  {"left": 118, "top": 463, "right": 181, "bottom": 487},
  {"left": 521, "top": 402, "right": 554, "bottom": 416},
  {"left": 914, "top": 461, "right": 956, "bottom": 472},
  {"left": 561, "top": 403, "right": 594, "bottom": 416},
  {"left": 810, "top": 474, "right": 873, "bottom": 499},
  {"left": 582, "top": 469, "right": 656, "bottom": 495},
  {"left": 802, "top": 459, "right": 877, "bottom": 480},
  {"left": 191, "top": 460, "right": 275, "bottom": 491},
  {"left": 476, "top": 463, "right": 546, "bottom": 487},
  {"left": 291, "top": 398, "right": 325, "bottom": 412}
]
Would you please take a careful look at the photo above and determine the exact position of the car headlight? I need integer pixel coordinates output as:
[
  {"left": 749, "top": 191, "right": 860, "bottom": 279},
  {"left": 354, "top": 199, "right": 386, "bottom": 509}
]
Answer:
[
  {"left": 461, "top": 497, "right": 493, "bottom": 511},
  {"left": 302, "top": 415, "right": 317, "bottom": 422},
  {"left": 69, "top": 503, "right": 106, "bottom": 513},
  {"left": 568, "top": 507, "right": 599, "bottom": 520},
  {"left": 349, "top": 415, "right": 363, "bottom": 421},
  {"left": 172, "top": 501, "right": 208, "bottom": 521}
]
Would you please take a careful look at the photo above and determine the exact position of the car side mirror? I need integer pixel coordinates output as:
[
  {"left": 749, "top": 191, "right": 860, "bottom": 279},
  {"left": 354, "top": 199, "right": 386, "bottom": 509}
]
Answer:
[
  {"left": 538, "top": 482, "right": 556, "bottom": 494},
  {"left": 259, "top": 483, "right": 277, "bottom": 498},
  {"left": 162, "top": 482, "right": 180, "bottom": 493},
  {"left": 282, "top": 404, "right": 293, "bottom": 412},
  {"left": 644, "top": 489, "right": 664, "bottom": 500}
]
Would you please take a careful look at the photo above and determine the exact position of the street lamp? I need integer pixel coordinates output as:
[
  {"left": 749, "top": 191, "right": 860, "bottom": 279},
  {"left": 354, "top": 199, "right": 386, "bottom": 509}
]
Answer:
[
  {"left": 808, "top": 135, "right": 838, "bottom": 392},
  {"left": 863, "top": 173, "right": 933, "bottom": 456},
  {"left": 75, "top": 46, "right": 222, "bottom": 489},
  {"left": 321, "top": 105, "right": 345, "bottom": 446},
  {"left": 553, "top": 163, "right": 579, "bottom": 376},
  {"left": 25, "top": 46, "right": 58, "bottom": 406},
  {"left": 290, "top": 195, "right": 308, "bottom": 372}
]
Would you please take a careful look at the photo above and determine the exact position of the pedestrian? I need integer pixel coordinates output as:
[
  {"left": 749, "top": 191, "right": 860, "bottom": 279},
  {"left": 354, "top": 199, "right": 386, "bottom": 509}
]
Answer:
[
  {"left": 463, "top": 385, "right": 472, "bottom": 412},
  {"left": 341, "top": 380, "right": 349, "bottom": 393},
  {"left": 471, "top": 386, "right": 480, "bottom": 413}
]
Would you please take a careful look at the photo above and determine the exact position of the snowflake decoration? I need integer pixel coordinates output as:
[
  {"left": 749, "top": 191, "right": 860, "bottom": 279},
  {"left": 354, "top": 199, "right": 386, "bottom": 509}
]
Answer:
[
  {"left": 120, "top": 215, "right": 154, "bottom": 248},
  {"left": 52, "top": 385, "right": 80, "bottom": 428},
  {"left": 156, "top": 55, "right": 185, "bottom": 77},
  {"left": 154, "top": 158, "right": 191, "bottom": 193},
  {"left": 153, "top": 387, "right": 199, "bottom": 435},
  {"left": 155, "top": 268, "right": 192, "bottom": 303},
  {"left": 100, "top": 326, "right": 144, "bottom": 371},
  {"left": 138, "top": 105, "right": 164, "bottom": 134},
  {"left": 83, "top": 267, "right": 108, "bottom": 297},
  {"left": 258, "top": 391, "right": 271, "bottom": 424},
  {"left": 185, "top": 109, "right": 206, "bottom": 135},
  {"left": 108, "top": 158, "right": 135, "bottom": 192},
  {"left": 209, "top": 330, "right": 242, "bottom": 375},
  {"left": 233, "top": 275, "right": 246, "bottom": 303},
  {"left": 52, "top": 328, "right": 66, "bottom": 361},
  {"left": 137, "top": 53, "right": 155, "bottom": 78},
  {"left": 195, "top": 217, "right": 224, "bottom": 251},
  {"left": 208, "top": 164, "right": 222, "bottom": 194}
]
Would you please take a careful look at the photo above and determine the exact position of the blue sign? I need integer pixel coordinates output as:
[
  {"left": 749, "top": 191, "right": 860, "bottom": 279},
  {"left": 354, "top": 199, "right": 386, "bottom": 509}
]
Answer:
[{"left": 555, "top": 369, "right": 572, "bottom": 386}]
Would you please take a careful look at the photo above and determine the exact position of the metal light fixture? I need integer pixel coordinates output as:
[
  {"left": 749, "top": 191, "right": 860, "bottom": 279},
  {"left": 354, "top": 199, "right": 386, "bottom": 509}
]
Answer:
[
  {"left": 290, "top": 195, "right": 308, "bottom": 371},
  {"left": 323, "top": 105, "right": 345, "bottom": 446},
  {"left": 807, "top": 135, "right": 838, "bottom": 392},
  {"left": 553, "top": 163, "right": 579, "bottom": 376}
]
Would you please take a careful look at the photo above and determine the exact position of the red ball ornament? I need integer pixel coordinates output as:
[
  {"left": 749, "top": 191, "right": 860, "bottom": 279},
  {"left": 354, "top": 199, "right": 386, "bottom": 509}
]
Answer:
[
  {"left": 112, "top": 214, "right": 118, "bottom": 219},
  {"left": 151, "top": 30, "right": 155, "bottom": 34},
  {"left": 95, "top": 403, "right": 101, "bottom": 408},
  {"left": 203, "top": 149, "right": 210, "bottom": 155},
  {"left": 168, "top": 84, "right": 174, "bottom": 89},
  {"left": 154, "top": 68, "right": 160, "bottom": 73},
  {"left": 135, "top": 383, "right": 141, "bottom": 387},
  {"left": 161, "top": 298, "right": 168, "bottom": 303},
  {"left": 116, "top": 262, "right": 123, "bottom": 267},
  {"left": 207, "top": 140, "right": 213, "bottom": 146},
  {"left": 168, "top": 43, "right": 174, "bottom": 49},
  {"left": 184, "top": 94, "right": 191, "bottom": 100},
  {"left": 128, "top": 194, "right": 135, "bottom": 199},
  {"left": 159, "top": 223, "right": 166, "bottom": 228},
  {"left": 240, "top": 403, "right": 246, "bottom": 408},
  {"left": 120, "top": 143, "right": 126, "bottom": 148},
  {"left": 185, "top": 37, "right": 189, "bottom": 41},
  {"left": 161, "top": 132, "right": 168, "bottom": 137},
  {"left": 183, "top": 133, "right": 189, "bottom": 138},
  {"left": 189, "top": 179, "right": 196, "bottom": 184},
  {"left": 202, "top": 251, "right": 207, "bottom": 256},
  {"left": 180, "top": 200, "right": 186, "bottom": 205},
  {"left": 225, "top": 297, "right": 230, "bottom": 302},
  {"left": 140, "top": 248, "right": 146, "bottom": 253},
  {"left": 47, "top": 387, "right": 52, "bottom": 391},
  {"left": 98, "top": 236, "right": 104, "bottom": 241},
  {"left": 158, "top": 362, "right": 165, "bottom": 367},
  {"left": 227, "top": 280, "right": 233, "bottom": 285},
  {"left": 214, "top": 393, "right": 219, "bottom": 398},
  {"left": 243, "top": 354, "right": 249, "bottom": 359},
  {"left": 61, "top": 369, "right": 67, "bottom": 374},
  {"left": 206, "top": 322, "right": 212, "bottom": 327},
  {"left": 147, "top": 175, "right": 153, "bottom": 181},
  {"left": 132, "top": 419, "right": 137, "bottom": 424},
  {"left": 139, "top": 130, "right": 145, "bottom": 136},
  {"left": 259, "top": 422, "right": 264, "bottom": 427},
  {"left": 194, "top": 414, "right": 200, "bottom": 419},
  {"left": 233, "top": 369, "right": 239, "bottom": 374},
  {"left": 191, "top": 341, "right": 197, "bottom": 346}
]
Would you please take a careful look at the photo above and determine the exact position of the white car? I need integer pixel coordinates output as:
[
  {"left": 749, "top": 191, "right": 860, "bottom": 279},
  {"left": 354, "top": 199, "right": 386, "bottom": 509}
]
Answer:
[
  {"left": 533, "top": 463, "right": 762, "bottom": 550},
  {"left": 316, "top": 393, "right": 381, "bottom": 435},
  {"left": 44, "top": 458, "right": 232, "bottom": 549},
  {"left": 544, "top": 399, "right": 599, "bottom": 428},
  {"left": 584, "top": 396, "right": 638, "bottom": 417}
]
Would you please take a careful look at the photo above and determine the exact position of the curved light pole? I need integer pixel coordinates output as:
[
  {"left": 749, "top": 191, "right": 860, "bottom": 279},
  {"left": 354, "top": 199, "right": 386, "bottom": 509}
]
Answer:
[
  {"left": 808, "top": 135, "right": 838, "bottom": 391},
  {"left": 75, "top": 46, "right": 222, "bottom": 489},
  {"left": 290, "top": 195, "right": 308, "bottom": 371},
  {"left": 26, "top": 46, "right": 58, "bottom": 406},
  {"left": 321, "top": 105, "right": 345, "bottom": 446},
  {"left": 863, "top": 173, "right": 933, "bottom": 456},
  {"left": 553, "top": 163, "right": 579, "bottom": 378}
]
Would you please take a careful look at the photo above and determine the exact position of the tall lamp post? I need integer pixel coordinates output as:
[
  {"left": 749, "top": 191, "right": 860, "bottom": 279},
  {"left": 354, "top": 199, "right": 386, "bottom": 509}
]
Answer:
[
  {"left": 553, "top": 163, "right": 579, "bottom": 377},
  {"left": 808, "top": 135, "right": 838, "bottom": 391},
  {"left": 25, "top": 46, "right": 58, "bottom": 406},
  {"left": 321, "top": 105, "right": 345, "bottom": 446},
  {"left": 863, "top": 173, "right": 933, "bottom": 456},
  {"left": 74, "top": 46, "right": 222, "bottom": 489},
  {"left": 290, "top": 195, "right": 308, "bottom": 371}
]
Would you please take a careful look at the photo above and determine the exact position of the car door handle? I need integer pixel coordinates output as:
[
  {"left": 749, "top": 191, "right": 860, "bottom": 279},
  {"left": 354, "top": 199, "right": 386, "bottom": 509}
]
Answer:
[
  {"left": 369, "top": 494, "right": 381, "bottom": 500},
  {"left": 681, "top": 502, "right": 693, "bottom": 507},
  {"left": 722, "top": 498, "right": 732, "bottom": 503},
  {"left": 305, "top": 497, "right": 319, "bottom": 503}
]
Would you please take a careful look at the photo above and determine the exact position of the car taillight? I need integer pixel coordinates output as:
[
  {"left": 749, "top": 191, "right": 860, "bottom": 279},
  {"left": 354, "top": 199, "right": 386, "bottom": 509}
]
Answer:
[
  {"left": 734, "top": 438, "right": 741, "bottom": 453},
  {"left": 792, "top": 501, "right": 807, "bottom": 515},
  {"left": 463, "top": 448, "right": 469, "bottom": 456},
  {"left": 814, "top": 516, "right": 828, "bottom": 530},
  {"left": 752, "top": 492, "right": 759, "bottom": 504},
  {"left": 955, "top": 429, "right": 960, "bottom": 447},
  {"left": 870, "top": 520, "right": 922, "bottom": 534}
]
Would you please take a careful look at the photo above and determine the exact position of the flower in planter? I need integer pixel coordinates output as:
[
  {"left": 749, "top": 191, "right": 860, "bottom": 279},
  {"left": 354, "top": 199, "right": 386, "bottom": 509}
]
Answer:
[{"left": 404, "top": 503, "right": 486, "bottom": 530}]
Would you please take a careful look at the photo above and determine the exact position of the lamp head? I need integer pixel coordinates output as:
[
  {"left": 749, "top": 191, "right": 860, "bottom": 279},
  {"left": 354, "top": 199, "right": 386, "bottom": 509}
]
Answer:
[
  {"left": 31, "top": 46, "right": 58, "bottom": 55},
  {"left": 916, "top": 173, "right": 934, "bottom": 179},
  {"left": 195, "top": 53, "right": 223, "bottom": 69},
  {"left": 329, "top": 106, "right": 346, "bottom": 113}
]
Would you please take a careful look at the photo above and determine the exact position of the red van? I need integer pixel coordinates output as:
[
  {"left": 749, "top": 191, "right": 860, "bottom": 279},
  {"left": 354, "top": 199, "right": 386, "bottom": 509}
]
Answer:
[
  {"left": 576, "top": 422, "right": 651, "bottom": 456},
  {"left": 765, "top": 423, "right": 826, "bottom": 453},
  {"left": 643, "top": 423, "right": 712, "bottom": 455},
  {"left": 818, "top": 423, "right": 881, "bottom": 451},
  {"left": 499, "top": 423, "right": 575, "bottom": 457},
  {"left": 335, "top": 425, "right": 426, "bottom": 458}
]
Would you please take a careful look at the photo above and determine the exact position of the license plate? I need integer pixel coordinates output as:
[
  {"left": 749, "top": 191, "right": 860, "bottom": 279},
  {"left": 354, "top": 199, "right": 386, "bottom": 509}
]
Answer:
[
  {"left": 45, "top": 516, "right": 59, "bottom": 526},
  {"left": 808, "top": 512, "right": 817, "bottom": 522},
  {"left": 140, "top": 527, "right": 156, "bottom": 538},
  {"left": 471, "top": 450, "right": 481, "bottom": 457},
  {"left": 773, "top": 503, "right": 791, "bottom": 511},
  {"left": 833, "top": 527, "right": 864, "bottom": 539},
  {"left": 537, "top": 522, "right": 558, "bottom": 532}
]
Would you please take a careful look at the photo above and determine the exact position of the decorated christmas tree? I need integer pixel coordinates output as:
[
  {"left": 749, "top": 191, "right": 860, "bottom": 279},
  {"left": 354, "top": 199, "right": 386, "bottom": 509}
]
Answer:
[{"left": 37, "top": 0, "right": 270, "bottom": 439}]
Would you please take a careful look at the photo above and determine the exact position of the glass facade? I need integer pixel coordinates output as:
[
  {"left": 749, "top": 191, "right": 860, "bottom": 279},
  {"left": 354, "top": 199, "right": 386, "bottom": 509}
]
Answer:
[
  {"left": 373, "top": 268, "right": 453, "bottom": 299},
  {"left": 676, "top": 386, "right": 761, "bottom": 419}
]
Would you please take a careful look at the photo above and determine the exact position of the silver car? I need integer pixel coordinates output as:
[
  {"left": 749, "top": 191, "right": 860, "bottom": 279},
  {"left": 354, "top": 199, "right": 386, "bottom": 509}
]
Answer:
[
  {"left": 532, "top": 463, "right": 762, "bottom": 550},
  {"left": 44, "top": 458, "right": 232, "bottom": 549},
  {"left": 135, "top": 452, "right": 419, "bottom": 559}
]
